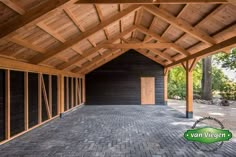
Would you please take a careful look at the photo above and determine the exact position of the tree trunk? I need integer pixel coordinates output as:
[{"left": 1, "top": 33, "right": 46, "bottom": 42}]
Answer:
[{"left": 201, "top": 56, "right": 212, "bottom": 100}]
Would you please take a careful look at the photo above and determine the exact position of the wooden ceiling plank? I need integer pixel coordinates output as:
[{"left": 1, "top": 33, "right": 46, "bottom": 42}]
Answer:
[
  {"left": 0, "top": 0, "right": 72, "bottom": 39},
  {"left": 143, "top": 17, "right": 156, "bottom": 42},
  {"left": 166, "top": 36, "right": 236, "bottom": 68},
  {"left": 29, "top": 5, "right": 141, "bottom": 64},
  {"left": 136, "top": 25, "right": 190, "bottom": 56},
  {"left": 133, "top": 7, "right": 143, "bottom": 38},
  {"left": 1, "top": 0, "right": 25, "bottom": 15},
  {"left": 143, "top": 5, "right": 216, "bottom": 45},
  {"left": 56, "top": 26, "right": 136, "bottom": 70},
  {"left": 75, "top": 0, "right": 228, "bottom": 4}
]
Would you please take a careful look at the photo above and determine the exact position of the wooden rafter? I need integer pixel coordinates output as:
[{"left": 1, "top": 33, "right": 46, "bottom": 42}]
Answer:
[
  {"left": 143, "top": 5, "right": 216, "bottom": 45},
  {"left": 0, "top": 0, "right": 25, "bottom": 15},
  {"left": 136, "top": 25, "right": 190, "bottom": 56},
  {"left": 143, "top": 16, "right": 156, "bottom": 42},
  {"left": 75, "top": 0, "right": 228, "bottom": 3},
  {"left": 0, "top": 0, "right": 72, "bottom": 39},
  {"left": 166, "top": 36, "right": 236, "bottom": 68},
  {"left": 133, "top": 7, "right": 143, "bottom": 38},
  {"left": 29, "top": 5, "right": 141, "bottom": 64},
  {"left": 94, "top": 4, "right": 110, "bottom": 40},
  {"left": 101, "top": 43, "right": 174, "bottom": 49},
  {"left": 57, "top": 26, "right": 136, "bottom": 70}
]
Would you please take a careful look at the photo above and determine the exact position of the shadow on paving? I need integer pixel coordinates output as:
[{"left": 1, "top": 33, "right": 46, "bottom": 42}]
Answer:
[{"left": 0, "top": 105, "right": 236, "bottom": 157}]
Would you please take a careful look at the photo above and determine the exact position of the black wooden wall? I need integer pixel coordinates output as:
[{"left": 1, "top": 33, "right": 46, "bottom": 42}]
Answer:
[{"left": 85, "top": 50, "right": 164, "bottom": 105}]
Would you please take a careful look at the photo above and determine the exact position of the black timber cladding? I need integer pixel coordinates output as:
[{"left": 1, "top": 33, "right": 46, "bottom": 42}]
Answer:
[
  {"left": 85, "top": 50, "right": 165, "bottom": 105},
  {"left": 0, "top": 70, "right": 5, "bottom": 141}
]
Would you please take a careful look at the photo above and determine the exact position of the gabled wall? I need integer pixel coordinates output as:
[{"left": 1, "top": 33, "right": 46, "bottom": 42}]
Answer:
[{"left": 86, "top": 49, "right": 165, "bottom": 105}]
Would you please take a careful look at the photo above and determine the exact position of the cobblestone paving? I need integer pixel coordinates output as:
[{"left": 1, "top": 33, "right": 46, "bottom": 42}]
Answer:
[{"left": 0, "top": 105, "right": 236, "bottom": 157}]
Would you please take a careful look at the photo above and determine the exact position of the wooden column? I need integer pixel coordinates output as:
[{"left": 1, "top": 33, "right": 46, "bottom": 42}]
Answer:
[
  {"left": 164, "top": 68, "right": 169, "bottom": 105},
  {"left": 38, "top": 73, "right": 42, "bottom": 124},
  {"left": 71, "top": 77, "right": 74, "bottom": 108},
  {"left": 82, "top": 76, "right": 86, "bottom": 104},
  {"left": 59, "top": 75, "right": 64, "bottom": 115},
  {"left": 49, "top": 75, "right": 52, "bottom": 116},
  {"left": 57, "top": 75, "right": 61, "bottom": 115},
  {"left": 66, "top": 77, "right": 69, "bottom": 110},
  {"left": 24, "top": 72, "right": 29, "bottom": 131},
  {"left": 5, "top": 70, "right": 10, "bottom": 139},
  {"left": 182, "top": 59, "right": 198, "bottom": 118},
  {"left": 75, "top": 78, "right": 78, "bottom": 106}
]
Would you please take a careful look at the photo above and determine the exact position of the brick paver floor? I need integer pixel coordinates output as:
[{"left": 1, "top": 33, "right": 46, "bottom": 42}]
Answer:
[{"left": 0, "top": 105, "right": 235, "bottom": 157}]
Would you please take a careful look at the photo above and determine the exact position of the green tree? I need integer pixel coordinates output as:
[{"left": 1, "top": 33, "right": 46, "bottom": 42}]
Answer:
[{"left": 215, "top": 48, "right": 236, "bottom": 71}]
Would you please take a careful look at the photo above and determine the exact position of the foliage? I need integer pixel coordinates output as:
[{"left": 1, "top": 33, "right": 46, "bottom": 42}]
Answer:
[
  {"left": 214, "top": 48, "right": 236, "bottom": 71},
  {"left": 212, "top": 67, "right": 229, "bottom": 91}
]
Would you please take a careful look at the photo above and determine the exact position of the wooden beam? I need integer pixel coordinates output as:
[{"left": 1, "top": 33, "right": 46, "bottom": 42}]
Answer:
[
  {"left": 37, "top": 22, "right": 66, "bottom": 43},
  {"left": 166, "top": 36, "right": 236, "bottom": 68},
  {"left": 76, "top": 0, "right": 228, "bottom": 3},
  {"left": 5, "top": 70, "right": 10, "bottom": 139},
  {"left": 0, "top": 0, "right": 71, "bottom": 39},
  {"left": 101, "top": 43, "right": 173, "bottom": 49},
  {"left": 63, "top": 7, "right": 85, "bottom": 32},
  {"left": 143, "top": 5, "right": 216, "bottom": 45},
  {"left": 41, "top": 75, "right": 52, "bottom": 119},
  {"left": 57, "top": 26, "right": 136, "bottom": 70},
  {"left": 136, "top": 25, "right": 190, "bottom": 56},
  {"left": 30, "top": 5, "right": 141, "bottom": 64},
  {"left": 143, "top": 17, "right": 156, "bottom": 42},
  {"left": 1, "top": 0, "right": 25, "bottom": 15},
  {"left": 24, "top": 72, "right": 29, "bottom": 131},
  {"left": 78, "top": 78, "right": 82, "bottom": 104},
  {"left": 38, "top": 74, "right": 42, "bottom": 124},
  {"left": 0, "top": 57, "right": 81, "bottom": 77}
]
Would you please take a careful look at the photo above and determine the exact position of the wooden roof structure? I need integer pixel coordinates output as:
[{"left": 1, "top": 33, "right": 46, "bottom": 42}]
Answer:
[{"left": 0, "top": 0, "right": 236, "bottom": 75}]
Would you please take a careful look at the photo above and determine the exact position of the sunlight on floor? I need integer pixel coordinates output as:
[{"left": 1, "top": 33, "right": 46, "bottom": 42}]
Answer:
[{"left": 209, "top": 112, "right": 225, "bottom": 116}]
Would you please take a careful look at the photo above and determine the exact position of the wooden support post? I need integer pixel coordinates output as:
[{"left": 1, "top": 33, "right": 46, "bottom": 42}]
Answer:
[
  {"left": 82, "top": 76, "right": 86, "bottom": 104},
  {"left": 49, "top": 75, "right": 52, "bottom": 115},
  {"left": 59, "top": 75, "right": 64, "bottom": 115},
  {"left": 75, "top": 78, "right": 78, "bottom": 106},
  {"left": 164, "top": 68, "right": 169, "bottom": 105},
  {"left": 24, "top": 72, "right": 29, "bottom": 131},
  {"left": 71, "top": 77, "right": 74, "bottom": 108},
  {"left": 78, "top": 78, "right": 82, "bottom": 105},
  {"left": 66, "top": 77, "right": 69, "bottom": 110},
  {"left": 57, "top": 75, "right": 61, "bottom": 115},
  {"left": 5, "top": 70, "right": 10, "bottom": 139},
  {"left": 184, "top": 59, "right": 198, "bottom": 118},
  {"left": 38, "top": 74, "right": 42, "bottom": 123}
]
